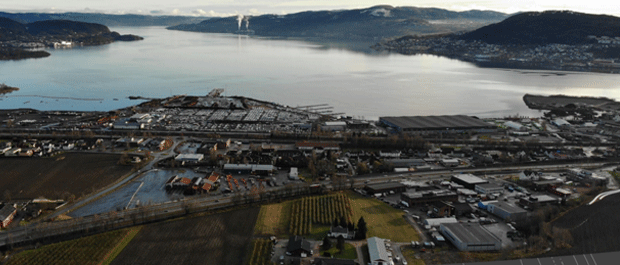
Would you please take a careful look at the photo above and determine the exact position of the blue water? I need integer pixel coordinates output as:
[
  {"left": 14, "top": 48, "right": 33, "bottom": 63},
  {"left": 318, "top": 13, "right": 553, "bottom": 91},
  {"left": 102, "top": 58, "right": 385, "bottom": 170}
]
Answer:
[{"left": 2, "top": 27, "right": 620, "bottom": 119}]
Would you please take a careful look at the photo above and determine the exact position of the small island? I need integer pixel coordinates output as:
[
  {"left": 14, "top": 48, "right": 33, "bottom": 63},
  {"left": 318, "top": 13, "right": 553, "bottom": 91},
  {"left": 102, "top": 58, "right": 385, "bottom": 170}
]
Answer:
[{"left": 0, "top": 83, "right": 19, "bottom": 94}]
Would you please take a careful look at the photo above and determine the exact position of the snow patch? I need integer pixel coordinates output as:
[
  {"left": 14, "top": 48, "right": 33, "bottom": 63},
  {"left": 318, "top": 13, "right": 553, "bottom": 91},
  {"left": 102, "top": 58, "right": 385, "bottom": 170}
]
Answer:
[{"left": 370, "top": 8, "right": 391, "bottom": 17}]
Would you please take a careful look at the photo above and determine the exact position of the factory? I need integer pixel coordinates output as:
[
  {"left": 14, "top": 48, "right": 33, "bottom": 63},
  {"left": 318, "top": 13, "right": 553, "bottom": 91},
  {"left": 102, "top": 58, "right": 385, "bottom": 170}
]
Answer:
[
  {"left": 401, "top": 189, "right": 458, "bottom": 205},
  {"left": 365, "top": 182, "right": 407, "bottom": 195},
  {"left": 379, "top": 115, "right": 495, "bottom": 133},
  {"left": 450, "top": 174, "right": 488, "bottom": 190},
  {"left": 440, "top": 223, "right": 502, "bottom": 251},
  {"left": 486, "top": 201, "right": 528, "bottom": 222}
]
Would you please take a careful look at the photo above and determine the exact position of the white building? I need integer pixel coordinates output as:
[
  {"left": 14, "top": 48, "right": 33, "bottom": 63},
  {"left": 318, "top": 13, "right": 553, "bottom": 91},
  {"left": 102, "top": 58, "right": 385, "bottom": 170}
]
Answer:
[
  {"left": 289, "top": 167, "right": 299, "bottom": 180},
  {"left": 367, "top": 237, "right": 392, "bottom": 265},
  {"left": 440, "top": 223, "right": 502, "bottom": 251},
  {"left": 175, "top": 153, "right": 204, "bottom": 163}
]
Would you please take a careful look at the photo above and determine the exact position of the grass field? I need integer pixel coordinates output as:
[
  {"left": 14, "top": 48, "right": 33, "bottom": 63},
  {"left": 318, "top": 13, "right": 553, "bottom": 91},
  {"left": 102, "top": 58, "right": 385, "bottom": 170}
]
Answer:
[
  {"left": 254, "top": 192, "right": 419, "bottom": 242},
  {"left": 0, "top": 153, "right": 134, "bottom": 200},
  {"left": 323, "top": 243, "right": 358, "bottom": 260},
  {"left": 348, "top": 191, "right": 420, "bottom": 242},
  {"left": 111, "top": 207, "right": 260, "bottom": 265},
  {"left": 7, "top": 227, "right": 141, "bottom": 265},
  {"left": 401, "top": 246, "right": 426, "bottom": 265}
]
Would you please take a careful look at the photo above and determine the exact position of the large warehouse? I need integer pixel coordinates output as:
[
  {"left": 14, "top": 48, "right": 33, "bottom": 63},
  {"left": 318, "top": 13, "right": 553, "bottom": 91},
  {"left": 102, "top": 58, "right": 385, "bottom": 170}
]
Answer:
[
  {"left": 440, "top": 223, "right": 502, "bottom": 251},
  {"left": 451, "top": 174, "right": 488, "bottom": 190},
  {"left": 379, "top": 115, "right": 495, "bottom": 133}
]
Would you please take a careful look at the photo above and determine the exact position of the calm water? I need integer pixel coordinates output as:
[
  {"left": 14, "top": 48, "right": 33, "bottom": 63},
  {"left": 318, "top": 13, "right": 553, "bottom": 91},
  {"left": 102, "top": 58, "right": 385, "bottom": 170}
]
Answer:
[{"left": 2, "top": 27, "right": 620, "bottom": 119}]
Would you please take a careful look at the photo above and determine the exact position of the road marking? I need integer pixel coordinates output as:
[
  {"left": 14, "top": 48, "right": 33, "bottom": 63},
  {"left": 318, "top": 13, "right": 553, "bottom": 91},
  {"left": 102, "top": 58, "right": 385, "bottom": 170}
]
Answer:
[
  {"left": 520, "top": 260, "right": 524, "bottom": 265},
  {"left": 583, "top": 254, "right": 590, "bottom": 265},
  {"left": 574, "top": 255, "right": 579, "bottom": 264},
  {"left": 538, "top": 258, "right": 542, "bottom": 265},
  {"left": 590, "top": 254, "right": 597, "bottom": 265}
]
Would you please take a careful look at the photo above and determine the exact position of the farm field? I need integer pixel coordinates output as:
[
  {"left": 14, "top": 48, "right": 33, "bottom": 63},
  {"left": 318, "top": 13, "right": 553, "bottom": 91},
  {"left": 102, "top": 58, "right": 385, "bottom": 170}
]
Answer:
[
  {"left": 348, "top": 192, "right": 420, "bottom": 242},
  {"left": 548, "top": 192, "right": 620, "bottom": 256},
  {"left": 7, "top": 227, "right": 141, "bottom": 265},
  {"left": 111, "top": 207, "right": 260, "bottom": 265},
  {"left": 0, "top": 153, "right": 134, "bottom": 200},
  {"left": 247, "top": 239, "right": 275, "bottom": 265},
  {"left": 254, "top": 192, "right": 419, "bottom": 242}
]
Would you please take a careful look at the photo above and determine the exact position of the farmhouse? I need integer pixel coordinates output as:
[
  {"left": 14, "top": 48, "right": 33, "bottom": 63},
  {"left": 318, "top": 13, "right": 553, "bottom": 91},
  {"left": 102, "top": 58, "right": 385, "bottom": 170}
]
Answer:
[
  {"left": 287, "top": 236, "right": 313, "bottom": 257},
  {"left": 327, "top": 226, "right": 354, "bottom": 239}
]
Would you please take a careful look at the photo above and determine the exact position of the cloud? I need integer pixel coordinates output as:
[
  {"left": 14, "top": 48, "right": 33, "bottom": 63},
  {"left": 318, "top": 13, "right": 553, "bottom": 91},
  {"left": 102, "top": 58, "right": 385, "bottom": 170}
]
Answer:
[{"left": 171, "top": 9, "right": 181, "bottom": 15}]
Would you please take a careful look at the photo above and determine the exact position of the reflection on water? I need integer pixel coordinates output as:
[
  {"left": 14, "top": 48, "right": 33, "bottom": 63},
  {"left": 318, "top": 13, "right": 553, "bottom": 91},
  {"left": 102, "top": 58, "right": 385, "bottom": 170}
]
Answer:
[{"left": 2, "top": 27, "right": 620, "bottom": 119}]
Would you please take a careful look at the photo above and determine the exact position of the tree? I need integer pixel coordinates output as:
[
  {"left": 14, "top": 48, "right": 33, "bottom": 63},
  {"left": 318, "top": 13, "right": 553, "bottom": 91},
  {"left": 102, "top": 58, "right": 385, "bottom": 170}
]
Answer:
[
  {"left": 336, "top": 236, "right": 345, "bottom": 252},
  {"left": 322, "top": 236, "right": 332, "bottom": 251},
  {"left": 339, "top": 216, "right": 347, "bottom": 228},
  {"left": 356, "top": 216, "right": 367, "bottom": 239},
  {"left": 333, "top": 218, "right": 339, "bottom": 228}
]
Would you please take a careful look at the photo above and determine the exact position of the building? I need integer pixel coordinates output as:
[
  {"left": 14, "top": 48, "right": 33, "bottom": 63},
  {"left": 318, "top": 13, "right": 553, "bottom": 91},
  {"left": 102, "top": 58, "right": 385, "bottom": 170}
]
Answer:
[
  {"left": 440, "top": 223, "right": 502, "bottom": 251},
  {"left": 441, "top": 158, "right": 460, "bottom": 167},
  {"left": 475, "top": 183, "right": 504, "bottom": 195},
  {"left": 379, "top": 115, "right": 495, "bottom": 133},
  {"left": 452, "top": 202, "right": 474, "bottom": 217},
  {"left": 289, "top": 167, "right": 299, "bottom": 180},
  {"left": 423, "top": 217, "right": 458, "bottom": 229},
  {"left": 519, "top": 195, "right": 559, "bottom": 209},
  {"left": 365, "top": 182, "right": 407, "bottom": 195},
  {"left": 367, "top": 237, "right": 391, "bottom": 265},
  {"left": 295, "top": 142, "right": 340, "bottom": 151},
  {"left": 0, "top": 204, "right": 17, "bottom": 228},
  {"left": 379, "top": 150, "right": 401, "bottom": 158},
  {"left": 401, "top": 190, "right": 458, "bottom": 206},
  {"left": 429, "top": 201, "right": 454, "bottom": 217},
  {"left": 313, "top": 258, "right": 356, "bottom": 265},
  {"left": 486, "top": 202, "right": 527, "bottom": 222},
  {"left": 322, "top": 121, "right": 347, "bottom": 132},
  {"left": 386, "top": 159, "right": 427, "bottom": 168},
  {"left": 328, "top": 226, "right": 353, "bottom": 239},
  {"left": 223, "top": 164, "right": 275, "bottom": 175},
  {"left": 566, "top": 168, "right": 608, "bottom": 186},
  {"left": 287, "top": 236, "right": 313, "bottom": 257},
  {"left": 175, "top": 153, "right": 205, "bottom": 163},
  {"left": 450, "top": 174, "right": 488, "bottom": 189}
]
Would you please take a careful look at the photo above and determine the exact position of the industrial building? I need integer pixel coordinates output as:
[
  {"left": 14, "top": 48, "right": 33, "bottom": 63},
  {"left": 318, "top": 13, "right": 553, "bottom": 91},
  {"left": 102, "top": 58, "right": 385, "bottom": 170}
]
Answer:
[
  {"left": 440, "top": 223, "right": 502, "bottom": 251},
  {"left": 365, "top": 182, "right": 407, "bottom": 194},
  {"left": 379, "top": 115, "right": 495, "bottom": 133},
  {"left": 487, "top": 202, "right": 527, "bottom": 222},
  {"left": 174, "top": 153, "right": 205, "bottom": 163},
  {"left": 223, "top": 164, "right": 275, "bottom": 176},
  {"left": 423, "top": 217, "right": 458, "bottom": 228},
  {"left": 451, "top": 174, "right": 488, "bottom": 189},
  {"left": 0, "top": 204, "right": 17, "bottom": 228},
  {"left": 401, "top": 190, "right": 458, "bottom": 205},
  {"left": 475, "top": 183, "right": 504, "bottom": 194},
  {"left": 519, "top": 195, "right": 560, "bottom": 209},
  {"left": 367, "top": 237, "right": 391, "bottom": 265}
]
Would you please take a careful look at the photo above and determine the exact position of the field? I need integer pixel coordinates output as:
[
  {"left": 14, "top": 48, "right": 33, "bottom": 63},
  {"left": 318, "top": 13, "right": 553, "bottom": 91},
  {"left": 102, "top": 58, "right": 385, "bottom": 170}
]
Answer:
[
  {"left": 548, "top": 192, "right": 620, "bottom": 256},
  {"left": 322, "top": 243, "right": 358, "bottom": 260},
  {"left": 254, "top": 192, "right": 419, "bottom": 242},
  {"left": 0, "top": 153, "right": 134, "bottom": 200},
  {"left": 7, "top": 227, "right": 141, "bottom": 265},
  {"left": 400, "top": 246, "right": 426, "bottom": 265},
  {"left": 348, "top": 192, "right": 420, "bottom": 242},
  {"left": 111, "top": 207, "right": 260, "bottom": 265},
  {"left": 247, "top": 239, "right": 275, "bottom": 265}
]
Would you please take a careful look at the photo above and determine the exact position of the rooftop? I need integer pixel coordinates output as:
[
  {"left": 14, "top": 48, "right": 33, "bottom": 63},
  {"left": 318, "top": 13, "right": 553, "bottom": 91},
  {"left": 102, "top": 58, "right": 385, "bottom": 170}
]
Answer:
[
  {"left": 365, "top": 182, "right": 406, "bottom": 190},
  {"left": 441, "top": 222, "right": 501, "bottom": 244},
  {"left": 489, "top": 201, "right": 527, "bottom": 214},
  {"left": 452, "top": 174, "right": 488, "bottom": 184},
  {"left": 367, "top": 237, "right": 389, "bottom": 263},
  {"left": 380, "top": 115, "right": 494, "bottom": 130}
]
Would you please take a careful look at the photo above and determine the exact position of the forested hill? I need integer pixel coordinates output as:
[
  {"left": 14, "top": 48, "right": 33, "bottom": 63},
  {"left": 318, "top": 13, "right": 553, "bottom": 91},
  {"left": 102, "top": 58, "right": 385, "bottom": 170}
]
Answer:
[
  {"left": 0, "top": 12, "right": 203, "bottom": 27},
  {"left": 460, "top": 11, "right": 620, "bottom": 45},
  {"left": 168, "top": 5, "right": 508, "bottom": 41}
]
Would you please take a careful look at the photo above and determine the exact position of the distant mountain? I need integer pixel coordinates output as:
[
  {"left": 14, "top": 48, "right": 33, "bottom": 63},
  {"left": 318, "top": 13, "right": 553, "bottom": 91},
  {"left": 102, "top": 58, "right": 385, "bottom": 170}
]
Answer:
[
  {"left": 0, "top": 12, "right": 204, "bottom": 27},
  {"left": 460, "top": 11, "right": 620, "bottom": 45},
  {"left": 0, "top": 17, "right": 142, "bottom": 60},
  {"left": 168, "top": 5, "right": 508, "bottom": 41}
]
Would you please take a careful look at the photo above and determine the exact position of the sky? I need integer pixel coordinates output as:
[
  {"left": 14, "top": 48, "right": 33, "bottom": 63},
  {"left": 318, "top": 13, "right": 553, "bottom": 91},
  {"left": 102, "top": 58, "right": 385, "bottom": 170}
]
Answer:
[{"left": 2, "top": 0, "right": 620, "bottom": 17}]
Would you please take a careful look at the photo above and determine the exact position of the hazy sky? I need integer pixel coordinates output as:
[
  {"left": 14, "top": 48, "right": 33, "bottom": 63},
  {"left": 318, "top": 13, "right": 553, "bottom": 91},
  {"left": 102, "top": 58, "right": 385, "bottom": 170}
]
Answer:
[{"left": 3, "top": 0, "right": 620, "bottom": 17}]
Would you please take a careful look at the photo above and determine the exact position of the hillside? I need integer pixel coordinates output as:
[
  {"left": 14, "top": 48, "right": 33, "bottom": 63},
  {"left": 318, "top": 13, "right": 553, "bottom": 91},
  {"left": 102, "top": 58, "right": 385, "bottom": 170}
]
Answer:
[
  {"left": 0, "top": 12, "right": 204, "bottom": 27},
  {"left": 168, "top": 5, "right": 508, "bottom": 41},
  {"left": 0, "top": 17, "right": 142, "bottom": 60},
  {"left": 460, "top": 11, "right": 620, "bottom": 45}
]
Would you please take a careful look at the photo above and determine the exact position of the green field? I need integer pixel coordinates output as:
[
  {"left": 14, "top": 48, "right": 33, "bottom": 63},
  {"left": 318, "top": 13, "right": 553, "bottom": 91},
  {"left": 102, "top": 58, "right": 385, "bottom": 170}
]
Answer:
[
  {"left": 348, "top": 191, "right": 420, "bottom": 242},
  {"left": 323, "top": 243, "right": 358, "bottom": 260},
  {"left": 254, "top": 191, "right": 419, "bottom": 242},
  {"left": 7, "top": 227, "right": 141, "bottom": 265},
  {"left": 401, "top": 246, "right": 426, "bottom": 265}
]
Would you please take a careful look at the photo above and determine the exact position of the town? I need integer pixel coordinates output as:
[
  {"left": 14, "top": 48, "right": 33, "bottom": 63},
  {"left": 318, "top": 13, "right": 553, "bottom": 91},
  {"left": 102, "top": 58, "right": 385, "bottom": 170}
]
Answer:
[{"left": 0, "top": 90, "right": 619, "bottom": 265}]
